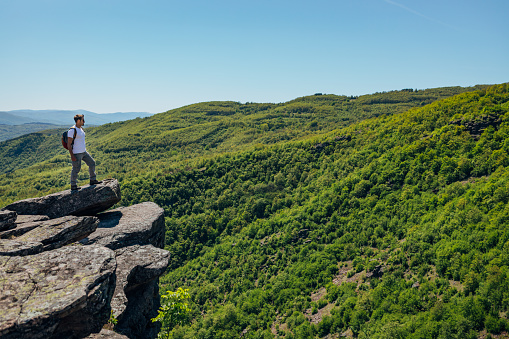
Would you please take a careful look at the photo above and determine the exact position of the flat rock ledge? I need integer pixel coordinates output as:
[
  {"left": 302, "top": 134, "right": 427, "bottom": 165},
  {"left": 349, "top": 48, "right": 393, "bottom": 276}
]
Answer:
[
  {"left": 1, "top": 178, "right": 121, "bottom": 219},
  {"left": 80, "top": 202, "right": 165, "bottom": 250},
  {"left": 0, "top": 180, "right": 170, "bottom": 339}
]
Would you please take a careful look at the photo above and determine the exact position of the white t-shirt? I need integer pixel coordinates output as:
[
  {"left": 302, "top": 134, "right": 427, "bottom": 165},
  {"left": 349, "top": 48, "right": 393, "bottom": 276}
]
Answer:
[{"left": 67, "top": 126, "right": 86, "bottom": 154}]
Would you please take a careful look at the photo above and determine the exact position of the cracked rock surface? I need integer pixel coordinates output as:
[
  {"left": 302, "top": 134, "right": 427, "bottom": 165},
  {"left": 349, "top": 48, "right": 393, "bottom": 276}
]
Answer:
[
  {"left": 0, "top": 245, "right": 116, "bottom": 339},
  {"left": 0, "top": 239, "right": 44, "bottom": 256},
  {"left": 16, "top": 215, "right": 99, "bottom": 252},
  {"left": 0, "top": 215, "right": 52, "bottom": 239}
]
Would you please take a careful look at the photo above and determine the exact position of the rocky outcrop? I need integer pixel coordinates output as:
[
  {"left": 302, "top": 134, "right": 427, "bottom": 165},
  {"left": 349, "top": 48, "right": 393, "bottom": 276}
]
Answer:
[
  {"left": 0, "top": 180, "right": 170, "bottom": 339},
  {"left": 449, "top": 114, "right": 502, "bottom": 139},
  {"left": 0, "top": 239, "right": 43, "bottom": 256},
  {"left": 17, "top": 215, "right": 99, "bottom": 252},
  {"left": 2, "top": 178, "right": 121, "bottom": 219},
  {"left": 310, "top": 135, "right": 351, "bottom": 154}
]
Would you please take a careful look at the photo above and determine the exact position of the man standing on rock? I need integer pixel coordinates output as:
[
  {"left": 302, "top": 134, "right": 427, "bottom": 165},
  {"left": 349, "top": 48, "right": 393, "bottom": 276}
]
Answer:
[{"left": 67, "top": 114, "right": 102, "bottom": 191}]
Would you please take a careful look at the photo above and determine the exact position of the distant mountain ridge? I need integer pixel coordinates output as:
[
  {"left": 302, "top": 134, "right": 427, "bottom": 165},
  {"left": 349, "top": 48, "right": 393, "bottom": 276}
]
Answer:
[
  {"left": 0, "top": 109, "right": 153, "bottom": 142},
  {"left": 1, "top": 109, "right": 153, "bottom": 126}
]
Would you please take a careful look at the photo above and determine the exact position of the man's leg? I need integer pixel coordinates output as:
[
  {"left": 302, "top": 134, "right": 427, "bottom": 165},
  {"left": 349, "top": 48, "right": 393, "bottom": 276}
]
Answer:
[
  {"left": 82, "top": 151, "right": 99, "bottom": 184},
  {"left": 70, "top": 153, "right": 84, "bottom": 189}
]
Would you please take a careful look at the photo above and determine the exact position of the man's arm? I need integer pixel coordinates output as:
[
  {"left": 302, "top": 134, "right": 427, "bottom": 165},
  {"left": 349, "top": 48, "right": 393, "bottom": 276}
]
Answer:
[{"left": 68, "top": 137, "right": 76, "bottom": 161}]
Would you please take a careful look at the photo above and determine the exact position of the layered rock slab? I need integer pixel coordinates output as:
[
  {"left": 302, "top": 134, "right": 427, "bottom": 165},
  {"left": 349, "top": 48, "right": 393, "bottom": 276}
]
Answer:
[
  {"left": 1, "top": 179, "right": 121, "bottom": 219},
  {"left": 80, "top": 202, "right": 165, "bottom": 249},
  {"left": 16, "top": 215, "right": 99, "bottom": 252},
  {"left": 0, "top": 215, "right": 51, "bottom": 239},
  {"left": 0, "top": 239, "right": 43, "bottom": 256},
  {"left": 0, "top": 245, "right": 116, "bottom": 339}
]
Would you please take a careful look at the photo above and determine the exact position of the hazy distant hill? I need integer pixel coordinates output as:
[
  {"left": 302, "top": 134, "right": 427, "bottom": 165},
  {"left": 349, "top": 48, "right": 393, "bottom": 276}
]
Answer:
[
  {"left": 0, "top": 111, "right": 41, "bottom": 125},
  {"left": 0, "top": 109, "right": 153, "bottom": 141},
  {"left": 4, "top": 109, "right": 153, "bottom": 125}
]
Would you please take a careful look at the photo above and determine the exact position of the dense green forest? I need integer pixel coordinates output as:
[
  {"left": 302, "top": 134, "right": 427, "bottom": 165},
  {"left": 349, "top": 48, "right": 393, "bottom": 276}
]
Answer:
[{"left": 1, "top": 84, "right": 508, "bottom": 338}]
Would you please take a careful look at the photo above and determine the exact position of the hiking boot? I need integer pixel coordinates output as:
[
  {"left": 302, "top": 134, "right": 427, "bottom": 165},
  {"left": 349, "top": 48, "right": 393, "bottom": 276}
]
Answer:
[
  {"left": 89, "top": 179, "right": 102, "bottom": 185},
  {"left": 71, "top": 185, "right": 80, "bottom": 192}
]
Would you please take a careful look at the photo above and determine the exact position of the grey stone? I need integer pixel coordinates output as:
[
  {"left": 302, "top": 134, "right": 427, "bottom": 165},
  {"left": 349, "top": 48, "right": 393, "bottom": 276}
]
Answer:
[
  {"left": 0, "top": 180, "right": 168, "bottom": 338},
  {"left": 0, "top": 245, "right": 116, "bottom": 339},
  {"left": 80, "top": 202, "right": 165, "bottom": 250},
  {"left": 0, "top": 210, "right": 17, "bottom": 232},
  {"left": 1, "top": 178, "right": 121, "bottom": 219},
  {"left": 0, "top": 239, "right": 44, "bottom": 256},
  {"left": 86, "top": 329, "right": 129, "bottom": 338},
  {"left": 16, "top": 215, "right": 99, "bottom": 252},
  {"left": 115, "top": 279, "right": 162, "bottom": 339}
]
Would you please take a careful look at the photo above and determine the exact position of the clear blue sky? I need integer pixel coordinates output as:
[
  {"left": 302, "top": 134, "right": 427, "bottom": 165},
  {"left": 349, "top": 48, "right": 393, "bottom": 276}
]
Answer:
[{"left": 1, "top": 0, "right": 508, "bottom": 113}]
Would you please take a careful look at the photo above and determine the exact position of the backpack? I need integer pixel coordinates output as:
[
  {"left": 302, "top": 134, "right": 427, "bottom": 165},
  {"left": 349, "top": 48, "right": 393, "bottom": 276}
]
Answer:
[{"left": 62, "top": 127, "right": 77, "bottom": 150}]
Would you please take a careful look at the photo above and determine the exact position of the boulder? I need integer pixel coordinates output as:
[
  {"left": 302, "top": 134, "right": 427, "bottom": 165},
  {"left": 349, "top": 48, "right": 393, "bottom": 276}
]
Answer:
[
  {"left": 1, "top": 179, "right": 121, "bottom": 219},
  {"left": 110, "top": 245, "right": 170, "bottom": 338},
  {"left": 80, "top": 202, "right": 165, "bottom": 250},
  {"left": 0, "top": 245, "right": 116, "bottom": 339},
  {"left": 15, "top": 215, "right": 99, "bottom": 252},
  {"left": 0, "top": 210, "right": 17, "bottom": 232}
]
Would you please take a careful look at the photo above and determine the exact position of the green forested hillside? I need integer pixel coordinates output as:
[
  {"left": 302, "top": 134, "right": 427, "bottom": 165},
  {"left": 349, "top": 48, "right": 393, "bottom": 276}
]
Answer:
[
  {"left": 1, "top": 84, "right": 508, "bottom": 338},
  {"left": 118, "top": 84, "right": 509, "bottom": 338},
  {"left": 0, "top": 85, "right": 487, "bottom": 205}
]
